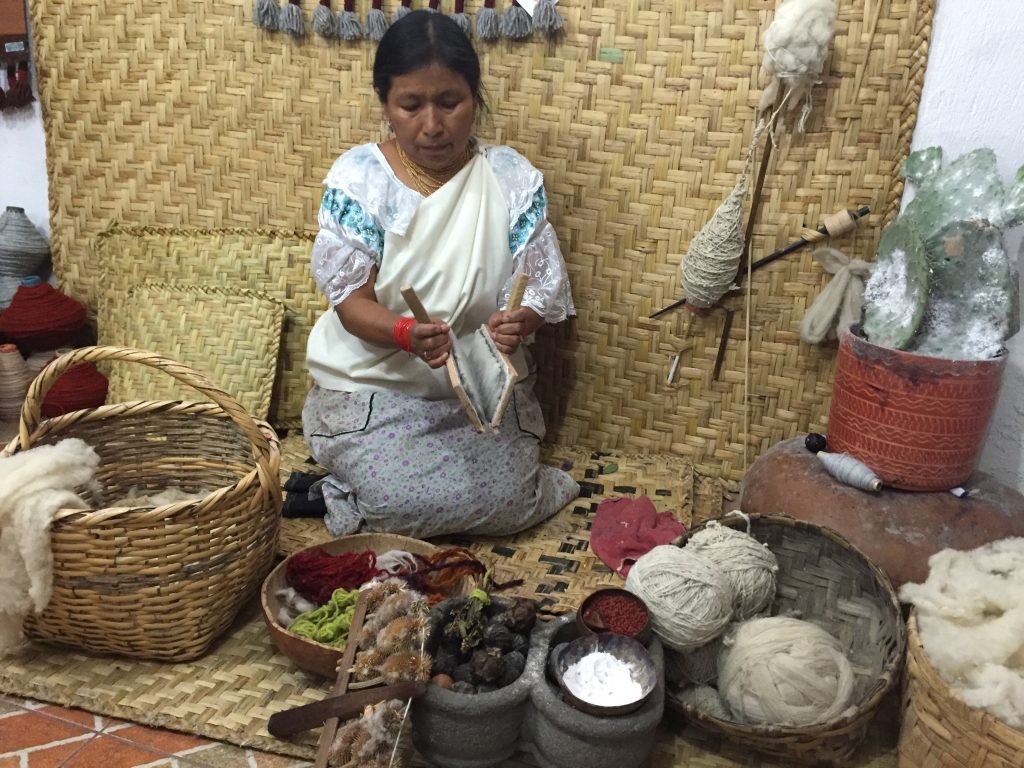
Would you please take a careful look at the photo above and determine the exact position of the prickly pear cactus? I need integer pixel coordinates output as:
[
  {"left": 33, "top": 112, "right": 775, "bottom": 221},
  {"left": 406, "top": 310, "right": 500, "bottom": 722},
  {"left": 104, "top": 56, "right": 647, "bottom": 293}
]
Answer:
[
  {"left": 862, "top": 219, "right": 927, "bottom": 349},
  {"left": 910, "top": 220, "right": 1012, "bottom": 360},
  {"left": 861, "top": 147, "right": 1023, "bottom": 360}
]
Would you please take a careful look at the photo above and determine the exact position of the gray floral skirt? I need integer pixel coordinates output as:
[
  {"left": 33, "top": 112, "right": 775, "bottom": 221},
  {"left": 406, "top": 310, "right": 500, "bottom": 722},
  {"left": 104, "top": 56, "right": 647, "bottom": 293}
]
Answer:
[{"left": 302, "top": 381, "right": 579, "bottom": 539}]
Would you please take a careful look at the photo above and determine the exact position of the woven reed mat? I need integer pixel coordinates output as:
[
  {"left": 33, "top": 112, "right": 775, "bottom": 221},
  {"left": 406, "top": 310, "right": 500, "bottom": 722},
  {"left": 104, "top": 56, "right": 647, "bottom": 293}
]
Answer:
[
  {"left": 0, "top": 435, "right": 898, "bottom": 766},
  {"left": 32, "top": 0, "right": 934, "bottom": 481}
]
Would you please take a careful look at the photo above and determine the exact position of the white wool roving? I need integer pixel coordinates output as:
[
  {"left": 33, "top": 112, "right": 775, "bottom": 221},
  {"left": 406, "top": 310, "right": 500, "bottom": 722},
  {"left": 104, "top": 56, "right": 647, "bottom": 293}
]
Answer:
[
  {"left": 625, "top": 544, "right": 734, "bottom": 652},
  {"left": 687, "top": 520, "right": 778, "bottom": 620},
  {"left": 678, "top": 684, "right": 731, "bottom": 720},
  {"left": 900, "top": 538, "right": 1024, "bottom": 728},
  {"left": 759, "top": 0, "right": 837, "bottom": 131},
  {"left": 0, "top": 438, "right": 100, "bottom": 655},
  {"left": 718, "top": 616, "right": 855, "bottom": 726}
]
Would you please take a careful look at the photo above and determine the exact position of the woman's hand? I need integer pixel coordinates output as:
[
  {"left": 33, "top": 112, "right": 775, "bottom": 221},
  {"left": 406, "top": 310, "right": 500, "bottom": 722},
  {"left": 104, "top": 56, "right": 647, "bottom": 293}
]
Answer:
[
  {"left": 487, "top": 307, "right": 539, "bottom": 355},
  {"left": 412, "top": 320, "right": 452, "bottom": 368}
]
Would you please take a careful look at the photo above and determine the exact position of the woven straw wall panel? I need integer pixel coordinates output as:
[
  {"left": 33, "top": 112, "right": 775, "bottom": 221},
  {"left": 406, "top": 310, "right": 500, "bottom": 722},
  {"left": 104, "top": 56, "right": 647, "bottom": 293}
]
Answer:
[{"left": 31, "top": 0, "right": 933, "bottom": 478}]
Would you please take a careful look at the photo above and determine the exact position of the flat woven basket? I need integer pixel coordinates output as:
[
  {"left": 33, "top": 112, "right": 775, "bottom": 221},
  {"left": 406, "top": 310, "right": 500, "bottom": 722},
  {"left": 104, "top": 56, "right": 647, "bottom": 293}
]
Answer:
[
  {"left": 898, "top": 612, "right": 1023, "bottom": 768},
  {"left": 1, "top": 345, "right": 283, "bottom": 662},
  {"left": 666, "top": 514, "right": 905, "bottom": 765}
]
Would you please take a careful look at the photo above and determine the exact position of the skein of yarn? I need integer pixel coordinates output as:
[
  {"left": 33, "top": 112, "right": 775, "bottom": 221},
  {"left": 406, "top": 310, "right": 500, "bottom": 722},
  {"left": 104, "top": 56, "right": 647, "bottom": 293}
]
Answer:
[
  {"left": 0, "top": 206, "right": 50, "bottom": 278},
  {"left": 687, "top": 519, "right": 778, "bottom": 620},
  {"left": 717, "top": 616, "right": 855, "bottom": 727},
  {"left": 625, "top": 544, "right": 734, "bottom": 652},
  {"left": 0, "top": 277, "right": 87, "bottom": 352},
  {"left": 0, "top": 344, "right": 31, "bottom": 420},
  {"left": 40, "top": 357, "right": 109, "bottom": 417}
]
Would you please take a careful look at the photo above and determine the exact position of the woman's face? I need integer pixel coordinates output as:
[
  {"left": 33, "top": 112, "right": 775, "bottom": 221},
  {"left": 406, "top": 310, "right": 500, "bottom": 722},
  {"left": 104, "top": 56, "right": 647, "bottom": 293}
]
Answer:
[{"left": 382, "top": 62, "right": 476, "bottom": 171}]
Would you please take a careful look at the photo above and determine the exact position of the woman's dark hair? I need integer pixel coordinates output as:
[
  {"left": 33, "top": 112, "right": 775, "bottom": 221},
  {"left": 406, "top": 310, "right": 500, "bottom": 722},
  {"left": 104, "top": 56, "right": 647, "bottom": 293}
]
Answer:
[{"left": 373, "top": 10, "right": 486, "bottom": 111}]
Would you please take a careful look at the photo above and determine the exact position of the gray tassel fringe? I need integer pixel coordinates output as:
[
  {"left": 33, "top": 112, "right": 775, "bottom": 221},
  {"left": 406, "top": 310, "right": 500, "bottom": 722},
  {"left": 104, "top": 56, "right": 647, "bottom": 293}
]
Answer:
[
  {"left": 393, "top": 4, "right": 411, "bottom": 22},
  {"left": 364, "top": 7, "right": 389, "bottom": 39},
  {"left": 452, "top": 11, "right": 471, "bottom": 35},
  {"left": 252, "top": 0, "right": 280, "bottom": 30},
  {"left": 476, "top": 6, "right": 499, "bottom": 40},
  {"left": 500, "top": 1, "right": 532, "bottom": 40},
  {"left": 278, "top": 1, "right": 306, "bottom": 36},
  {"left": 532, "top": 0, "right": 564, "bottom": 35},
  {"left": 313, "top": 2, "right": 337, "bottom": 37},
  {"left": 337, "top": 9, "right": 363, "bottom": 39}
]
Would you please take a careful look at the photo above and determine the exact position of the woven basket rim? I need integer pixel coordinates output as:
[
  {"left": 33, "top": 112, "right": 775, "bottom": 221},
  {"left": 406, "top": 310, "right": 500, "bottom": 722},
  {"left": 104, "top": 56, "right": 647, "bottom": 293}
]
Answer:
[
  {"left": 669, "top": 513, "right": 906, "bottom": 738},
  {"left": 906, "top": 610, "right": 1024, "bottom": 745}
]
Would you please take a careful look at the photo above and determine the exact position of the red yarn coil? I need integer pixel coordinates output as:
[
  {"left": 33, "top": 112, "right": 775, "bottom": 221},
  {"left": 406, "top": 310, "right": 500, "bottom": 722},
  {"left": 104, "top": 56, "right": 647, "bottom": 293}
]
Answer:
[
  {"left": 0, "top": 283, "right": 86, "bottom": 351},
  {"left": 285, "top": 548, "right": 380, "bottom": 605},
  {"left": 41, "top": 362, "right": 109, "bottom": 417}
]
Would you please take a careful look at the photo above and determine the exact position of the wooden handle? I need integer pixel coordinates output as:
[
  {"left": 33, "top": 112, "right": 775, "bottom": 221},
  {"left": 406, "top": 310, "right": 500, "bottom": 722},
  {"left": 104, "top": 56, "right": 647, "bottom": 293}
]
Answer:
[
  {"left": 268, "top": 681, "right": 426, "bottom": 738},
  {"left": 400, "top": 285, "right": 432, "bottom": 323},
  {"left": 507, "top": 272, "right": 528, "bottom": 311}
]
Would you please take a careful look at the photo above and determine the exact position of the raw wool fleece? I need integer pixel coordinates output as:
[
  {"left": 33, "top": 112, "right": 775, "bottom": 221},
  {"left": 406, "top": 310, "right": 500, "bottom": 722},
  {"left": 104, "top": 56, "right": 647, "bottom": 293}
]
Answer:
[
  {"left": 899, "top": 539, "right": 1024, "bottom": 728},
  {"left": 0, "top": 438, "right": 100, "bottom": 655}
]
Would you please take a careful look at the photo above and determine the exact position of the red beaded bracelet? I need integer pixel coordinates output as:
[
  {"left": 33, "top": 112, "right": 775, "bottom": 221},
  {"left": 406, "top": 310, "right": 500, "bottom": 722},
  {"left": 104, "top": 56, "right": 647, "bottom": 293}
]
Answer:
[{"left": 392, "top": 317, "right": 416, "bottom": 353}]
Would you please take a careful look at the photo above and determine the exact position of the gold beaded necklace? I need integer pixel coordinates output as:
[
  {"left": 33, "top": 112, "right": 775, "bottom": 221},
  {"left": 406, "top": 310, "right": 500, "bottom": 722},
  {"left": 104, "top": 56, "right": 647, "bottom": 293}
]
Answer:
[{"left": 395, "top": 141, "right": 473, "bottom": 197}]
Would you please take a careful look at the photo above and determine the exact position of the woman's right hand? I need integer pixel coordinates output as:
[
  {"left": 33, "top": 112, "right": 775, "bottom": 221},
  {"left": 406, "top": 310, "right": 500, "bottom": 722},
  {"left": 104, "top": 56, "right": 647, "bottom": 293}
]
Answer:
[{"left": 411, "top": 320, "right": 451, "bottom": 368}]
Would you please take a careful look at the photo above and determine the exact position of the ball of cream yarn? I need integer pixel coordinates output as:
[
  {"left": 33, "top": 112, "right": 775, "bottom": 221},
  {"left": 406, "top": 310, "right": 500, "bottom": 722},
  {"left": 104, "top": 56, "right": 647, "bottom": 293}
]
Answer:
[
  {"left": 625, "top": 545, "right": 734, "bottom": 652},
  {"left": 687, "top": 520, "right": 779, "bottom": 620},
  {"left": 718, "top": 616, "right": 855, "bottom": 726}
]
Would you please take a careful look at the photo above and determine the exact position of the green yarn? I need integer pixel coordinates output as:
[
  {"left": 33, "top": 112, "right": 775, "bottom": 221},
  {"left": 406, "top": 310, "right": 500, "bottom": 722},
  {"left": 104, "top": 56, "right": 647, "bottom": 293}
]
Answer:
[{"left": 288, "top": 588, "right": 359, "bottom": 646}]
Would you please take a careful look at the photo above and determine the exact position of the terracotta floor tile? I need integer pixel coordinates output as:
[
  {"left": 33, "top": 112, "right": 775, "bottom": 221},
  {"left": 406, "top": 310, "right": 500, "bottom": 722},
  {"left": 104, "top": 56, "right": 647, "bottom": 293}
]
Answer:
[
  {"left": 33, "top": 704, "right": 103, "bottom": 731},
  {"left": 105, "top": 724, "right": 210, "bottom": 755},
  {"left": 58, "top": 735, "right": 174, "bottom": 768},
  {"left": 0, "top": 708, "right": 94, "bottom": 753},
  {"left": 0, "top": 757, "right": 19, "bottom": 768},
  {"left": 17, "top": 738, "right": 94, "bottom": 768},
  {"left": 0, "top": 698, "right": 23, "bottom": 716}
]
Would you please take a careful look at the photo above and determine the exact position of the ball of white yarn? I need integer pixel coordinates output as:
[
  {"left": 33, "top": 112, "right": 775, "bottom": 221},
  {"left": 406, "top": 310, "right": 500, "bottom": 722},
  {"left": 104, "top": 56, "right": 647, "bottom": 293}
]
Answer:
[
  {"left": 718, "top": 616, "right": 855, "bottom": 727},
  {"left": 688, "top": 521, "right": 779, "bottom": 620},
  {"left": 678, "top": 684, "right": 731, "bottom": 720},
  {"left": 625, "top": 545, "right": 734, "bottom": 652}
]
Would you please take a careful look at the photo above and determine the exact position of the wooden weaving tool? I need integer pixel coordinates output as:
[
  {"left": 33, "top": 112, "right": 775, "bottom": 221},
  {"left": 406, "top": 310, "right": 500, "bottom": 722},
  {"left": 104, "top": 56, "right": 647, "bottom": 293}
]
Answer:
[{"left": 401, "top": 272, "right": 528, "bottom": 432}]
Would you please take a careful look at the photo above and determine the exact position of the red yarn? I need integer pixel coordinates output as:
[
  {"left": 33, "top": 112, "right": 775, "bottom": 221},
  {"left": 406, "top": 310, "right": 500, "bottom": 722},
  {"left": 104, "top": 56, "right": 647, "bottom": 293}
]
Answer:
[
  {"left": 41, "top": 362, "right": 109, "bottom": 417},
  {"left": 0, "top": 283, "right": 86, "bottom": 351},
  {"left": 285, "top": 548, "right": 380, "bottom": 605}
]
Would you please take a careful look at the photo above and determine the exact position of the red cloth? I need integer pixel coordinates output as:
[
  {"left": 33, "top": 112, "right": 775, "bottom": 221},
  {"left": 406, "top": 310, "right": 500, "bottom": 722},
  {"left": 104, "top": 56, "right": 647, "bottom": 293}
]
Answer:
[{"left": 590, "top": 496, "right": 686, "bottom": 577}]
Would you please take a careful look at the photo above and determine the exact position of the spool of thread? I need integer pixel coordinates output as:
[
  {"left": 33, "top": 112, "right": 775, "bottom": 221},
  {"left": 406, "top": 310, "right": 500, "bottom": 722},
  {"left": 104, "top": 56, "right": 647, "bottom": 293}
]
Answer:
[
  {"left": 0, "top": 343, "right": 31, "bottom": 420},
  {"left": 0, "top": 277, "right": 87, "bottom": 352},
  {"left": 625, "top": 544, "right": 734, "bottom": 652},
  {"left": 717, "top": 616, "right": 855, "bottom": 727},
  {"left": 687, "top": 520, "right": 779, "bottom": 620},
  {"left": 817, "top": 451, "right": 883, "bottom": 492},
  {"left": 40, "top": 359, "right": 109, "bottom": 417},
  {"left": 24, "top": 349, "right": 57, "bottom": 377},
  {"left": 0, "top": 206, "right": 51, "bottom": 277}
]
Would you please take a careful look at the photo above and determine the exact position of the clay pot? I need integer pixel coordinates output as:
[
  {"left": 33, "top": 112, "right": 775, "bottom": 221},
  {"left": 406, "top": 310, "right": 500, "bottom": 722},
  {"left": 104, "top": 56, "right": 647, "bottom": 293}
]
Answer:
[{"left": 827, "top": 326, "right": 1006, "bottom": 491}]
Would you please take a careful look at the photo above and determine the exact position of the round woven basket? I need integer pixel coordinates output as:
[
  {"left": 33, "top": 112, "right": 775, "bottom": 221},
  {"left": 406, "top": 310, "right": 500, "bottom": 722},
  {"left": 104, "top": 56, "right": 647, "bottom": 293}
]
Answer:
[
  {"left": 898, "top": 612, "right": 1023, "bottom": 768},
  {"left": 1, "top": 345, "right": 282, "bottom": 662},
  {"left": 666, "top": 514, "right": 905, "bottom": 765}
]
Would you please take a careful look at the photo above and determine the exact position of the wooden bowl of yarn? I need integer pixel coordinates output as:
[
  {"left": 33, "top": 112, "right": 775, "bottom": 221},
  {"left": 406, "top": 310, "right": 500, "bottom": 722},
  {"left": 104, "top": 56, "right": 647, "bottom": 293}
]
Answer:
[
  {"left": 575, "top": 588, "right": 652, "bottom": 645},
  {"left": 261, "top": 533, "right": 438, "bottom": 679},
  {"left": 663, "top": 513, "right": 905, "bottom": 765},
  {"left": 552, "top": 632, "right": 657, "bottom": 717}
]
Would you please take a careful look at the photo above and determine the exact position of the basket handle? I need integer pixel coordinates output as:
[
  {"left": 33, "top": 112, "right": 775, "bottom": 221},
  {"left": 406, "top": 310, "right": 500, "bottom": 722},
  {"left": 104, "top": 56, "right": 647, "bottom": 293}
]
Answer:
[{"left": 18, "top": 345, "right": 274, "bottom": 462}]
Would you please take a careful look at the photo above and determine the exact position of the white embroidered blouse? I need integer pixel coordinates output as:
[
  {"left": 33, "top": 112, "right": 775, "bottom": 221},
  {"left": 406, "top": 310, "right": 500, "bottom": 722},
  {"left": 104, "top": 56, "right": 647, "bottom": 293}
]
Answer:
[{"left": 310, "top": 142, "right": 575, "bottom": 323}]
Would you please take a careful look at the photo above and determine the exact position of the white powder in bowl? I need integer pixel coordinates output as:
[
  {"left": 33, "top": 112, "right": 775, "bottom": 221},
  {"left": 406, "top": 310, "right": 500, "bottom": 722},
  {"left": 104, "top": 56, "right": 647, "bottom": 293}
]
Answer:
[{"left": 562, "top": 651, "right": 644, "bottom": 706}]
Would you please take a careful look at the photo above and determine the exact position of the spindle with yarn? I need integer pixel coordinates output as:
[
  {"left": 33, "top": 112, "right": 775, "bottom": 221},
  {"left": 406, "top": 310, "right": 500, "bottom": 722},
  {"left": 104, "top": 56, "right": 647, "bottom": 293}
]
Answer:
[
  {"left": 0, "top": 277, "right": 87, "bottom": 352},
  {"left": 817, "top": 451, "right": 882, "bottom": 492},
  {"left": 624, "top": 544, "right": 734, "bottom": 652},
  {"left": 717, "top": 616, "right": 855, "bottom": 727},
  {"left": 0, "top": 343, "right": 31, "bottom": 419},
  {"left": 40, "top": 352, "right": 109, "bottom": 417},
  {"left": 686, "top": 518, "right": 778, "bottom": 620}
]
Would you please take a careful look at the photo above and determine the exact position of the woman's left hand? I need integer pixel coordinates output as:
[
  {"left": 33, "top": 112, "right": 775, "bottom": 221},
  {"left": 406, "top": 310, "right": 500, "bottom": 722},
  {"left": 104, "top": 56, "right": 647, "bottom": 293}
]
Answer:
[{"left": 487, "top": 307, "right": 539, "bottom": 355}]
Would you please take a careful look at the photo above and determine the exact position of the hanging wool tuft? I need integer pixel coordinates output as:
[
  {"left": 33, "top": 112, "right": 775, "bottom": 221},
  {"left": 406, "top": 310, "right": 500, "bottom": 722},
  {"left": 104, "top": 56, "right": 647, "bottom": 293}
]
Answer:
[
  {"left": 252, "top": 0, "right": 281, "bottom": 30},
  {"left": 531, "top": 0, "right": 564, "bottom": 36},
  {"left": 476, "top": 0, "right": 500, "bottom": 40},
  {"left": 4, "top": 63, "right": 34, "bottom": 109},
  {"left": 364, "top": 0, "right": 389, "bottom": 39},
  {"left": 278, "top": 0, "right": 306, "bottom": 36},
  {"left": 393, "top": 0, "right": 413, "bottom": 22},
  {"left": 313, "top": 0, "right": 337, "bottom": 37},
  {"left": 337, "top": 0, "right": 364, "bottom": 40},
  {"left": 499, "top": 0, "right": 532, "bottom": 40},
  {"left": 426, "top": 0, "right": 440, "bottom": 11},
  {"left": 759, "top": 0, "right": 836, "bottom": 132},
  {"left": 451, "top": 0, "right": 471, "bottom": 35}
]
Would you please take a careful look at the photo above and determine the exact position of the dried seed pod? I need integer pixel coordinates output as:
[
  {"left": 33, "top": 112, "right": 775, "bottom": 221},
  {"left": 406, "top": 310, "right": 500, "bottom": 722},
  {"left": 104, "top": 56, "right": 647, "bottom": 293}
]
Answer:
[
  {"left": 481, "top": 620, "right": 516, "bottom": 652},
  {"left": 498, "top": 649, "right": 526, "bottom": 687},
  {"left": 471, "top": 647, "right": 506, "bottom": 683},
  {"left": 504, "top": 598, "right": 538, "bottom": 634},
  {"left": 381, "top": 650, "right": 432, "bottom": 684},
  {"left": 451, "top": 680, "right": 476, "bottom": 694}
]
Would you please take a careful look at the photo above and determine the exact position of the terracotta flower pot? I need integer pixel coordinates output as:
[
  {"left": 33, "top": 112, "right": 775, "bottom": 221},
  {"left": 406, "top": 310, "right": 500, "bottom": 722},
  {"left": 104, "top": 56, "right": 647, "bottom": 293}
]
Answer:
[{"left": 827, "top": 326, "right": 1007, "bottom": 491}]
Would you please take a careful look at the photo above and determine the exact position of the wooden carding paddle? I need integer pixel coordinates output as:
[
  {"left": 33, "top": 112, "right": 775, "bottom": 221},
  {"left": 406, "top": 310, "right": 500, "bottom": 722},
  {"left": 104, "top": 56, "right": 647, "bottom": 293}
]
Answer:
[{"left": 267, "top": 681, "right": 426, "bottom": 738}]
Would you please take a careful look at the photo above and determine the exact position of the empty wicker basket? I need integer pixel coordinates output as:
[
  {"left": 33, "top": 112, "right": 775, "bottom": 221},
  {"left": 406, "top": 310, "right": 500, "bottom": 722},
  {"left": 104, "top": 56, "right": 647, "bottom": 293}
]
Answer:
[
  {"left": 898, "top": 612, "right": 1023, "bottom": 768},
  {"left": 667, "top": 514, "right": 905, "bottom": 765},
  {"left": 1, "top": 346, "right": 282, "bottom": 662}
]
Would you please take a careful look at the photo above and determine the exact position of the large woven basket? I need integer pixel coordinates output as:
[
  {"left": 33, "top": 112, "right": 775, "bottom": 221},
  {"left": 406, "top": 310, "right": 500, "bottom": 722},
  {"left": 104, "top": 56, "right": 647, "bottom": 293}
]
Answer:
[
  {"left": 1, "top": 345, "right": 283, "bottom": 662},
  {"left": 667, "top": 514, "right": 905, "bottom": 765},
  {"left": 898, "top": 612, "right": 1023, "bottom": 768}
]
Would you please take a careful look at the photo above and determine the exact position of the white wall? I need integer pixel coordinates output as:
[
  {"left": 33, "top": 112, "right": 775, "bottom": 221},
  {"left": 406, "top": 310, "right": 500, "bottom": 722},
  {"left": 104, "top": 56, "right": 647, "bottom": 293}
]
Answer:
[
  {"left": 3, "top": 0, "right": 1023, "bottom": 490},
  {"left": 906, "top": 0, "right": 1024, "bottom": 491}
]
